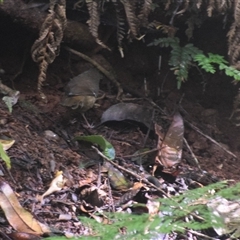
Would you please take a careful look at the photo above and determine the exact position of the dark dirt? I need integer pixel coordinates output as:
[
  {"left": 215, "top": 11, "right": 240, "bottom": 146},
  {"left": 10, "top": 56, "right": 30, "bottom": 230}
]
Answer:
[{"left": 0, "top": 13, "right": 240, "bottom": 239}]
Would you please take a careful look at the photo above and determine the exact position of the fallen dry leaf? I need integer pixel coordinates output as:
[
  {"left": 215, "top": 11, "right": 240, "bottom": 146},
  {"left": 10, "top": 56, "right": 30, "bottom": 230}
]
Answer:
[
  {"left": 0, "top": 139, "right": 15, "bottom": 150},
  {"left": 155, "top": 112, "right": 184, "bottom": 175},
  {"left": 0, "top": 180, "right": 50, "bottom": 235},
  {"left": 37, "top": 171, "right": 67, "bottom": 204},
  {"left": 8, "top": 232, "right": 41, "bottom": 240}
]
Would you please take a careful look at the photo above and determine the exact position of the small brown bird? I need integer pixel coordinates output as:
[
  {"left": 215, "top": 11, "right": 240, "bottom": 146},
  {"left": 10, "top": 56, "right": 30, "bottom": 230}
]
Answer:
[{"left": 61, "top": 68, "right": 103, "bottom": 127}]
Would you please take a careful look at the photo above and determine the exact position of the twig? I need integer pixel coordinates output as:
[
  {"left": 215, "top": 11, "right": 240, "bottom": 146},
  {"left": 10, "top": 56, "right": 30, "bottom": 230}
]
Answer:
[
  {"left": 0, "top": 163, "right": 17, "bottom": 185},
  {"left": 64, "top": 46, "right": 123, "bottom": 99},
  {"left": 123, "top": 148, "right": 159, "bottom": 158},
  {"left": 93, "top": 147, "right": 208, "bottom": 223},
  {"left": 157, "top": 102, "right": 237, "bottom": 159},
  {"left": 143, "top": 110, "right": 155, "bottom": 147},
  {"left": 92, "top": 146, "right": 169, "bottom": 197},
  {"left": 97, "top": 162, "right": 101, "bottom": 188},
  {"left": 184, "top": 228, "right": 219, "bottom": 240},
  {"left": 183, "top": 137, "right": 201, "bottom": 169},
  {"left": 185, "top": 120, "right": 237, "bottom": 159}
]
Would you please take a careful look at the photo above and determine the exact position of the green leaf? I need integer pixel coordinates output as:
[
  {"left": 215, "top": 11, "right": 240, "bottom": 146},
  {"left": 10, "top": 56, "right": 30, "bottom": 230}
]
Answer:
[
  {"left": 106, "top": 162, "right": 130, "bottom": 190},
  {"left": 2, "top": 91, "right": 20, "bottom": 113},
  {"left": 0, "top": 143, "right": 11, "bottom": 169},
  {"left": 74, "top": 135, "right": 115, "bottom": 160}
]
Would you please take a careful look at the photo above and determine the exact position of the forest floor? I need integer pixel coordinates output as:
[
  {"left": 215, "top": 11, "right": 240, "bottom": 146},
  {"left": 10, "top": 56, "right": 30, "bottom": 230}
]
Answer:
[{"left": 0, "top": 14, "right": 240, "bottom": 239}]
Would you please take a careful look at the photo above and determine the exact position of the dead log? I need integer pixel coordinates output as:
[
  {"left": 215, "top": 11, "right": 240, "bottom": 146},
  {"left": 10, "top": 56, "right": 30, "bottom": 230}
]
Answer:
[{"left": 0, "top": 0, "right": 97, "bottom": 51}]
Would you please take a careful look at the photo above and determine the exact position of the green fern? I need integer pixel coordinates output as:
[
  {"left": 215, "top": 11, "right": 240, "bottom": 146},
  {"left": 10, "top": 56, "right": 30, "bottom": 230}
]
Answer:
[
  {"left": 42, "top": 181, "right": 240, "bottom": 239},
  {"left": 77, "top": 181, "right": 240, "bottom": 239},
  {"left": 149, "top": 37, "right": 240, "bottom": 88},
  {"left": 149, "top": 37, "right": 202, "bottom": 88},
  {"left": 43, "top": 181, "right": 240, "bottom": 239},
  {"left": 0, "top": 143, "right": 11, "bottom": 169}
]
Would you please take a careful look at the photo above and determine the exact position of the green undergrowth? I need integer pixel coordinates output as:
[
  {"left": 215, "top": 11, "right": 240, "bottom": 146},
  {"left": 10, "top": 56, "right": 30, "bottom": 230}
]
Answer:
[
  {"left": 149, "top": 37, "right": 240, "bottom": 88},
  {"left": 45, "top": 181, "right": 240, "bottom": 239}
]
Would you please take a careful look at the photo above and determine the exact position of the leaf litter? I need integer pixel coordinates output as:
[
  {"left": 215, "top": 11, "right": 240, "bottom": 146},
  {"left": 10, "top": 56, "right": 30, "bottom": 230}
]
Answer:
[{"left": 0, "top": 44, "right": 240, "bottom": 240}]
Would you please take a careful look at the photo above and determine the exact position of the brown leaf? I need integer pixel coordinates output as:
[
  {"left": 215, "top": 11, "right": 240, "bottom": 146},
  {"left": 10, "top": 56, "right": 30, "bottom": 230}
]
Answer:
[
  {"left": 115, "top": 182, "right": 144, "bottom": 206},
  {"left": 101, "top": 103, "right": 153, "bottom": 129},
  {"left": 8, "top": 232, "right": 41, "bottom": 240},
  {"left": 0, "top": 180, "right": 50, "bottom": 235},
  {"left": 155, "top": 112, "right": 184, "bottom": 175}
]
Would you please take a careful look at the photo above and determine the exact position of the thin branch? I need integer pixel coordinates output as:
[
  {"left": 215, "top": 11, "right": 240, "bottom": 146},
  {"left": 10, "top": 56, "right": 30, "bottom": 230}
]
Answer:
[
  {"left": 92, "top": 146, "right": 169, "bottom": 197},
  {"left": 92, "top": 146, "right": 206, "bottom": 223},
  {"left": 184, "top": 227, "right": 219, "bottom": 240},
  {"left": 183, "top": 137, "right": 201, "bottom": 169},
  {"left": 185, "top": 120, "right": 237, "bottom": 159},
  {"left": 64, "top": 46, "right": 123, "bottom": 99}
]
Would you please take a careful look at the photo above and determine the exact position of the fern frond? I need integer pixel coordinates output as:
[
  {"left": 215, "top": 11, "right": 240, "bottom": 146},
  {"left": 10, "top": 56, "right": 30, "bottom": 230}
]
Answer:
[
  {"left": 185, "top": 14, "right": 202, "bottom": 39},
  {"left": 176, "top": 0, "right": 189, "bottom": 15},
  {"left": 120, "top": 0, "right": 138, "bottom": 37},
  {"left": 228, "top": 30, "right": 240, "bottom": 67},
  {"left": 215, "top": 0, "right": 224, "bottom": 12},
  {"left": 217, "top": 0, "right": 232, "bottom": 13},
  {"left": 165, "top": 0, "right": 172, "bottom": 10},
  {"left": 227, "top": 0, "right": 240, "bottom": 67},
  {"left": 113, "top": 0, "right": 126, "bottom": 52},
  {"left": 228, "top": 23, "right": 237, "bottom": 48},
  {"left": 31, "top": 0, "right": 66, "bottom": 100},
  {"left": 207, "top": 0, "right": 215, "bottom": 17},
  {"left": 86, "top": 0, "right": 110, "bottom": 50},
  {"left": 148, "top": 21, "right": 177, "bottom": 37},
  {"left": 86, "top": 1, "right": 100, "bottom": 39},
  {"left": 196, "top": 0, "right": 203, "bottom": 9},
  {"left": 137, "top": 0, "right": 152, "bottom": 27},
  {"left": 234, "top": 0, "right": 240, "bottom": 25},
  {"left": 226, "top": 0, "right": 233, "bottom": 9}
]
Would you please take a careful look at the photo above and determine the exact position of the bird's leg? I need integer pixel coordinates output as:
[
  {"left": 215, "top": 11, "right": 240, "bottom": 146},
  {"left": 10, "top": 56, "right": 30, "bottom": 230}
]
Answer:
[{"left": 81, "top": 113, "right": 94, "bottom": 128}]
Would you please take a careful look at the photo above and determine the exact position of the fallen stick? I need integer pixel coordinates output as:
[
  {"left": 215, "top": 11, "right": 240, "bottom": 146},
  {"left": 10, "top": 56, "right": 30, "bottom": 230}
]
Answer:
[{"left": 185, "top": 120, "right": 237, "bottom": 159}]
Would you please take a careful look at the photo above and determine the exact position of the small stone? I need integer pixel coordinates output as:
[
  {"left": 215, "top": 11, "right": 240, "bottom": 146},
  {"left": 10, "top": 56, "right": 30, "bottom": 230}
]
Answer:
[
  {"left": 0, "top": 119, "right": 7, "bottom": 125},
  {"left": 43, "top": 130, "right": 59, "bottom": 141}
]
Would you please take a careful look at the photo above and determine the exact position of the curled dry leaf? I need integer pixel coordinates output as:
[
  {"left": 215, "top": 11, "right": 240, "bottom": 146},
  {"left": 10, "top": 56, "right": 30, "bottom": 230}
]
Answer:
[
  {"left": 0, "top": 139, "right": 15, "bottom": 151},
  {"left": 0, "top": 180, "right": 50, "bottom": 235},
  {"left": 101, "top": 103, "right": 153, "bottom": 129},
  {"left": 155, "top": 112, "right": 184, "bottom": 175},
  {"left": 37, "top": 171, "right": 67, "bottom": 204},
  {"left": 79, "top": 185, "right": 104, "bottom": 207},
  {"left": 115, "top": 182, "right": 144, "bottom": 206}
]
